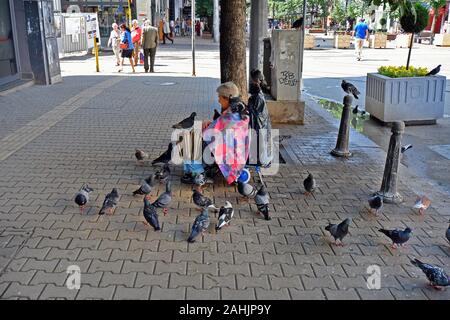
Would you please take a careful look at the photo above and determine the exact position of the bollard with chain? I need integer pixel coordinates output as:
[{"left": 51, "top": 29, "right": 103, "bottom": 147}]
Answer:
[
  {"left": 376, "top": 121, "right": 405, "bottom": 203},
  {"left": 331, "top": 95, "right": 352, "bottom": 157}
]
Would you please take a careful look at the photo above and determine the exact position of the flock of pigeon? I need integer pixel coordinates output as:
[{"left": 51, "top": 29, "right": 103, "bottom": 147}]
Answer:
[{"left": 73, "top": 78, "right": 449, "bottom": 290}]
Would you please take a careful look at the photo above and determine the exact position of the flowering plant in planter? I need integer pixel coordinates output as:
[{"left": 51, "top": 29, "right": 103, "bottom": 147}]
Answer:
[{"left": 378, "top": 65, "right": 429, "bottom": 78}]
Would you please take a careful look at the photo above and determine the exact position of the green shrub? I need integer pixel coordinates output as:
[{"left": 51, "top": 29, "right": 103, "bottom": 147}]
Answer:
[{"left": 378, "top": 65, "right": 429, "bottom": 78}]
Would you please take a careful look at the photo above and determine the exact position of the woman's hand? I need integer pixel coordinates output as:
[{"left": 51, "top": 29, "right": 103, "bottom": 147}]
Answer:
[{"left": 202, "top": 120, "right": 212, "bottom": 130}]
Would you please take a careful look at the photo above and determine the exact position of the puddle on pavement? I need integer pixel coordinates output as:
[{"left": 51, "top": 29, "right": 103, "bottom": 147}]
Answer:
[{"left": 316, "top": 98, "right": 369, "bottom": 133}]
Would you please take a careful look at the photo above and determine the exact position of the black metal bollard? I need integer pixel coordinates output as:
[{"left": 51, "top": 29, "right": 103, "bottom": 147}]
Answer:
[
  {"left": 331, "top": 95, "right": 352, "bottom": 157},
  {"left": 376, "top": 121, "right": 405, "bottom": 203}
]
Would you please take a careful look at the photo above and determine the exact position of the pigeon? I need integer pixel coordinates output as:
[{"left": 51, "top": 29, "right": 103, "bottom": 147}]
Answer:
[
  {"left": 303, "top": 173, "right": 316, "bottom": 196},
  {"left": 215, "top": 201, "right": 234, "bottom": 231},
  {"left": 341, "top": 80, "right": 360, "bottom": 99},
  {"left": 193, "top": 172, "right": 213, "bottom": 192},
  {"left": 378, "top": 227, "right": 412, "bottom": 249},
  {"left": 413, "top": 195, "right": 431, "bottom": 215},
  {"left": 155, "top": 164, "right": 171, "bottom": 184},
  {"left": 325, "top": 218, "right": 351, "bottom": 246},
  {"left": 152, "top": 180, "right": 172, "bottom": 216},
  {"left": 213, "top": 109, "right": 221, "bottom": 121},
  {"left": 99, "top": 188, "right": 119, "bottom": 215},
  {"left": 352, "top": 105, "right": 359, "bottom": 114},
  {"left": 135, "top": 148, "right": 149, "bottom": 165},
  {"left": 237, "top": 181, "right": 258, "bottom": 199},
  {"left": 368, "top": 195, "right": 383, "bottom": 214},
  {"left": 410, "top": 258, "right": 449, "bottom": 290},
  {"left": 255, "top": 185, "right": 271, "bottom": 220},
  {"left": 151, "top": 143, "right": 173, "bottom": 165},
  {"left": 401, "top": 144, "right": 413, "bottom": 153},
  {"left": 446, "top": 220, "right": 450, "bottom": 243},
  {"left": 425, "top": 64, "right": 441, "bottom": 76},
  {"left": 74, "top": 184, "right": 94, "bottom": 213},
  {"left": 132, "top": 174, "right": 156, "bottom": 196},
  {"left": 143, "top": 197, "right": 160, "bottom": 231},
  {"left": 192, "top": 188, "right": 218, "bottom": 210},
  {"left": 361, "top": 110, "right": 366, "bottom": 116},
  {"left": 172, "top": 112, "right": 197, "bottom": 129},
  {"left": 187, "top": 208, "right": 210, "bottom": 243}
]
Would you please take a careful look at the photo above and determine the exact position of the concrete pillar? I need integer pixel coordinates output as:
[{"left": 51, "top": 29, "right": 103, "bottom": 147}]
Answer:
[
  {"left": 330, "top": 95, "right": 352, "bottom": 158},
  {"left": 249, "top": 0, "right": 268, "bottom": 73},
  {"left": 213, "top": 0, "right": 219, "bottom": 43},
  {"left": 377, "top": 121, "right": 405, "bottom": 204}
]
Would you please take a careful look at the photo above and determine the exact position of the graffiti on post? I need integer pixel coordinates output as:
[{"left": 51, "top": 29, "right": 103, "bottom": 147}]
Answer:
[{"left": 278, "top": 70, "right": 299, "bottom": 87}]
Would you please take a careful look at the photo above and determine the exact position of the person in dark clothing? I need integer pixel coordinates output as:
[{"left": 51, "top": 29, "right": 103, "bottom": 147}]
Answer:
[
  {"left": 247, "top": 69, "right": 273, "bottom": 167},
  {"left": 292, "top": 17, "right": 303, "bottom": 29}
]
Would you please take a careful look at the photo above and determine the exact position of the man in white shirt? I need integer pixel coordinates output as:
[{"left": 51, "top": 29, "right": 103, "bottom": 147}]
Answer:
[{"left": 162, "top": 18, "right": 173, "bottom": 44}]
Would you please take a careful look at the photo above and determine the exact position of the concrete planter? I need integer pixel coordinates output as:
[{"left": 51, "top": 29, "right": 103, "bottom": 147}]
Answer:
[
  {"left": 365, "top": 73, "right": 446, "bottom": 124},
  {"left": 369, "top": 33, "right": 387, "bottom": 48},
  {"left": 304, "top": 34, "right": 315, "bottom": 49},
  {"left": 334, "top": 34, "right": 351, "bottom": 48},
  {"left": 396, "top": 34, "right": 412, "bottom": 48},
  {"left": 434, "top": 33, "right": 450, "bottom": 47}
]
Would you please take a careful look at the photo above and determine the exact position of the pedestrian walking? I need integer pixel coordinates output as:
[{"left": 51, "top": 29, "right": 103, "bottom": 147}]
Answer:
[
  {"left": 170, "top": 20, "right": 175, "bottom": 38},
  {"left": 141, "top": 20, "right": 158, "bottom": 73},
  {"left": 175, "top": 18, "right": 180, "bottom": 36},
  {"left": 181, "top": 18, "right": 186, "bottom": 36},
  {"left": 107, "top": 23, "right": 121, "bottom": 66},
  {"left": 162, "top": 18, "right": 173, "bottom": 44},
  {"left": 131, "top": 19, "right": 142, "bottom": 66},
  {"left": 118, "top": 23, "right": 135, "bottom": 73},
  {"left": 353, "top": 18, "right": 369, "bottom": 61}
]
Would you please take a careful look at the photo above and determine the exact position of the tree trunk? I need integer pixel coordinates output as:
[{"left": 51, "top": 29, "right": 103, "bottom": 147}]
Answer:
[
  {"left": 406, "top": 33, "right": 414, "bottom": 70},
  {"left": 220, "top": 0, "right": 248, "bottom": 101},
  {"left": 430, "top": 12, "right": 437, "bottom": 43}
]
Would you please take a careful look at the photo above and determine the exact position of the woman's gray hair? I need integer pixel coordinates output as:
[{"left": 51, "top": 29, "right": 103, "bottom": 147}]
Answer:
[
  {"left": 132, "top": 19, "right": 139, "bottom": 25},
  {"left": 216, "top": 82, "right": 239, "bottom": 99},
  {"left": 112, "top": 23, "right": 118, "bottom": 28}
]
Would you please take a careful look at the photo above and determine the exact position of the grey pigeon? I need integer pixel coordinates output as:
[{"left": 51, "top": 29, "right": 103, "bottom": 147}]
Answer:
[
  {"left": 135, "top": 148, "right": 149, "bottom": 164},
  {"left": 413, "top": 195, "right": 431, "bottom": 215},
  {"left": 341, "top": 80, "right": 360, "bottom": 99},
  {"left": 368, "top": 195, "right": 383, "bottom": 214},
  {"left": 143, "top": 197, "right": 160, "bottom": 231},
  {"left": 192, "top": 188, "right": 218, "bottom": 210},
  {"left": 151, "top": 143, "right": 173, "bottom": 166},
  {"left": 378, "top": 227, "right": 412, "bottom": 249},
  {"left": 303, "top": 173, "right": 316, "bottom": 195},
  {"left": 172, "top": 112, "right": 196, "bottom": 129},
  {"left": 325, "top": 218, "right": 351, "bottom": 246},
  {"left": 187, "top": 208, "right": 210, "bottom": 243},
  {"left": 213, "top": 109, "right": 221, "bottom": 121},
  {"left": 411, "top": 258, "right": 449, "bottom": 290},
  {"left": 132, "top": 174, "right": 156, "bottom": 196},
  {"left": 237, "top": 181, "right": 257, "bottom": 199},
  {"left": 401, "top": 144, "right": 413, "bottom": 153},
  {"left": 74, "top": 184, "right": 94, "bottom": 213},
  {"left": 255, "top": 185, "right": 271, "bottom": 220},
  {"left": 215, "top": 201, "right": 234, "bottom": 231},
  {"left": 193, "top": 173, "right": 213, "bottom": 192},
  {"left": 446, "top": 220, "right": 450, "bottom": 243},
  {"left": 99, "top": 188, "right": 119, "bottom": 215},
  {"left": 426, "top": 64, "right": 441, "bottom": 76},
  {"left": 352, "top": 105, "right": 359, "bottom": 114},
  {"left": 152, "top": 180, "right": 172, "bottom": 216},
  {"left": 155, "top": 164, "right": 171, "bottom": 184}
]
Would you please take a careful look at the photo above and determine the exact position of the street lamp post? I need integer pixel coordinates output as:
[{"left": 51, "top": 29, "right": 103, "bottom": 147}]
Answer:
[
  {"left": 298, "top": 0, "right": 307, "bottom": 101},
  {"left": 192, "top": 0, "right": 196, "bottom": 76}
]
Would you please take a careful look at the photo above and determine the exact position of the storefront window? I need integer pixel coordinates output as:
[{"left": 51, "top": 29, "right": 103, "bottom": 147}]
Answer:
[{"left": 0, "top": 0, "right": 18, "bottom": 80}]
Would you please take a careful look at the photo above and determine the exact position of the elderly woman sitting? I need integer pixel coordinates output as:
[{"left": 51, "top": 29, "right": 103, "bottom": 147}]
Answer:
[{"left": 180, "top": 81, "right": 250, "bottom": 184}]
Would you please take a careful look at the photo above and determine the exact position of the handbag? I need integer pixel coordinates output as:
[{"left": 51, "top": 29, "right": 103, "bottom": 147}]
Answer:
[{"left": 120, "top": 42, "right": 128, "bottom": 49}]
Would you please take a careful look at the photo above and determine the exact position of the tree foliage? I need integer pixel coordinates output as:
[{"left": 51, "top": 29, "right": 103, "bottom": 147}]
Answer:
[{"left": 197, "top": 0, "right": 213, "bottom": 17}]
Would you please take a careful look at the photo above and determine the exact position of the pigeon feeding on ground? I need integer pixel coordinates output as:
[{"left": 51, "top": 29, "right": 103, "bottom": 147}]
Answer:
[
  {"left": 135, "top": 148, "right": 149, "bottom": 165},
  {"left": 155, "top": 164, "right": 171, "bottom": 184},
  {"left": 193, "top": 173, "right": 213, "bottom": 192},
  {"left": 368, "top": 195, "right": 383, "bottom": 214},
  {"left": 446, "top": 221, "right": 450, "bottom": 243},
  {"left": 401, "top": 144, "right": 413, "bottom": 153},
  {"left": 426, "top": 64, "right": 441, "bottom": 76},
  {"left": 151, "top": 143, "right": 173, "bottom": 166},
  {"left": 152, "top": 180, "right": 172, "bottom": 216},
  {"left": 172, "top": 112, "right": 197, "bottom": 129},
  {"left": 411, "top": 258, "right": 449, "bottom": 290},
  {"left": 341, "top": 80, "right": 360, "bottom": 99},
  {"left": 213, "top": 109, "right": 221, "bottom": 121},
  {"left": 303, "top": 173, "right": 316, "bottom": 196},
  {"left": 325, "top": 218, "right": 351, "bottom": 246},
  {"left": 99, "top": 188, "right": 119, "bottom": 215},
  {"left": 74, "top": 184, "right": 94, "bottom": 213},
  {"left": 255, "top": 185, "right": 271, "bottom": 221},
  {"left": 143, "top": 197, "right": 160, "bottom": 231},
  {"left": 413, "top": 195, "right": 431, "bottom": 215},
  {"left": 215, "top": 201, "right": 234, "bottom": 231},
  {"left": 378, "top": 227, "right": 412, "bottom": 249},
  {"left": 187, "top": 208, "right": 210, "bottom": 243},
  {"left": 237, "top": 181, "right": 258, "bottom": 200},
  {"left": 192, "top": 188, "right": 218, "bottom": 211},
  {"left": 352, "top": 105, "right": 359, "bottom": 114},
  {"left": 132, "top": 174, "right": 156, "bottom": 197}
]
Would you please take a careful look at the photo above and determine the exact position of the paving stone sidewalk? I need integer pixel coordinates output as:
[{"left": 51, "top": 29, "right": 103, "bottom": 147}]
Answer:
[{"left": 0, "top": 52, "right": 449, "bottom": 300}]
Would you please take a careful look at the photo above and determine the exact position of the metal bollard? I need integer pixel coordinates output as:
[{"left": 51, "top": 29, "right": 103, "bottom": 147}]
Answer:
[
  {"left": 376, "top": 121, "right": 405, "bottom": 203},
  {"left": 331, "top": 95, "right": 352, "bottom": 157}
]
